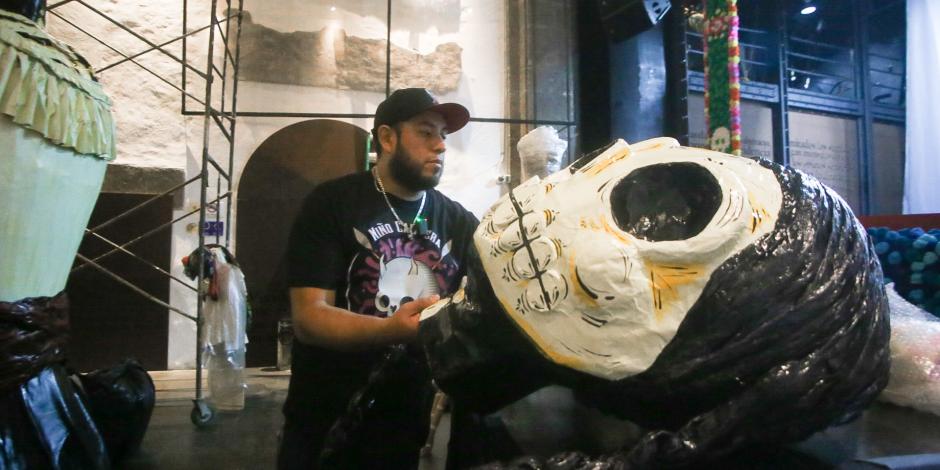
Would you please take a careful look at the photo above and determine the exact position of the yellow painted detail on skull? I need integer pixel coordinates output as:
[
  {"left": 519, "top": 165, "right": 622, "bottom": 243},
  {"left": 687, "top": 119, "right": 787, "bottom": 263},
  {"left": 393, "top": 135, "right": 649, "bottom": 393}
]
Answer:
[
  {"left": 568, "top": 252, "right": 600, "bottom": 308},
  {"left": 580, "top": 217, "right": 603, "bottom": 231},
  {"left": 644, "top": 261, "right": 704, "bottom": 321},
  {"left": 544, "top": 209, "right": 556, "bottom": 226},
  {"left": 585, "top": 148, "right": 632, "bottom": 176},
  {"left": 747, "top": 195, "right": 774, "bottom": 233},
  {"left": 495, "top": 293, "right": 587, "bottom": 371},
  {"left": 601, "top": 217, "right": 633, "bottom": 245}
]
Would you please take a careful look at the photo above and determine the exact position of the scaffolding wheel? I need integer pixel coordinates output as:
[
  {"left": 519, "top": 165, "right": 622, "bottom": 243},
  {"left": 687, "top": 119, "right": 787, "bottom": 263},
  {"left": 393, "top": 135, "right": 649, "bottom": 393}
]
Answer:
[{"left": 191, "top": 399, "right": 215, "bottom": 427}]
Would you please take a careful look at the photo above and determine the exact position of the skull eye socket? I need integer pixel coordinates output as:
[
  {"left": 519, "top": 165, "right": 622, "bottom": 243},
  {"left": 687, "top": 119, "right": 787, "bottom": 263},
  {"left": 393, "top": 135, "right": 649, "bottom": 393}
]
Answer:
[{"left": 610, "top": 162, "right": 722, "bottom": 241}]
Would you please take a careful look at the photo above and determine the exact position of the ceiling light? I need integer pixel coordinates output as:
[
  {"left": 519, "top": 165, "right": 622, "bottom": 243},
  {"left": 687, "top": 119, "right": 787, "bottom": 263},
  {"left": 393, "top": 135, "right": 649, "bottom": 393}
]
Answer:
[{"left": 800, "top": 5, "right": 817, "bottom": 14}]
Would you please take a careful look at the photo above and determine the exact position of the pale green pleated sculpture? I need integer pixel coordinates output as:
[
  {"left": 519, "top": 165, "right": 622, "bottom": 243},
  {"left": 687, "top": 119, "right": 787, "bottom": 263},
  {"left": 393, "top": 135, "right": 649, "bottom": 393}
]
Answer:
[{"left": 0, "top": 9, "right": 115, "bottom": 302}]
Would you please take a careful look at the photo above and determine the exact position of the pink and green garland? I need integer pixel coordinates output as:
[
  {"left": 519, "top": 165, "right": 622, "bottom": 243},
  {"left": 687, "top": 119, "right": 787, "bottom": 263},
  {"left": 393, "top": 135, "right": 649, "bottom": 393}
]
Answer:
[{"left": 703, "top": 0, "right": 741, "bottom": 155}]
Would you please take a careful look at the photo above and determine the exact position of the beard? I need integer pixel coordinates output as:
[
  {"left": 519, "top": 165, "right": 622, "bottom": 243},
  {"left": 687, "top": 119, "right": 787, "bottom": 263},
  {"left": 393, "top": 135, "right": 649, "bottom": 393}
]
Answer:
[{"left": 389, "top": 145, "right": 442, "bottom": 191}]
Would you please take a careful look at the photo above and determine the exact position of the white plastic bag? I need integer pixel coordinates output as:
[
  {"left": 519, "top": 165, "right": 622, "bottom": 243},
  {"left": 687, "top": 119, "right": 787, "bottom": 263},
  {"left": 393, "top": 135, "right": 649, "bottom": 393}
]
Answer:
[
  {"left": 879, "top": 283, "right": 940, "bottom": 416},
  {"left": 202, "top": 247, "right": 249, "bottom": 411}
]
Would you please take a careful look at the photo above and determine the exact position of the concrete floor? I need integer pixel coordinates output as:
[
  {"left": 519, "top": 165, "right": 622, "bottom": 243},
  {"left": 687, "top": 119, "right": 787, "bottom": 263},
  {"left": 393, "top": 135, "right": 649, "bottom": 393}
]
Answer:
[
  {"left": 121, "top": 368, "right": 940, "bottom": 469},
  {"left": 122, "top": 368, "right": 450, "bottom": 470},
  {"left": 121, "top": 368, "right": 290, "bottom": 470}
]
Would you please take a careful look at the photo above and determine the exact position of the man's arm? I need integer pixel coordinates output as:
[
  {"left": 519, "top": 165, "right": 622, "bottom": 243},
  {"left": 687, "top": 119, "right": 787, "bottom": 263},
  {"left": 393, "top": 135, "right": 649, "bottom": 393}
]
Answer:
[{"left": 290, "top": 287, "right": 439, "bottom": 351}]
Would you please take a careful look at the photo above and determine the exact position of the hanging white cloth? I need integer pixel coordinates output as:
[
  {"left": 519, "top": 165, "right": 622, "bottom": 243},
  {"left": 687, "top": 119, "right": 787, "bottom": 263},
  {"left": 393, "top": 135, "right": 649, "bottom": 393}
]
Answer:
[{"left": 905, "top": 0, "right": 940, "bottom": 214}]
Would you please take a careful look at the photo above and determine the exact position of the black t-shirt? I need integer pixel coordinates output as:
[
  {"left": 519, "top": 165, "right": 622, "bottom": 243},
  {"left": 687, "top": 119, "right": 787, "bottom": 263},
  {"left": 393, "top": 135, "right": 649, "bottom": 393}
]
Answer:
[{"left": 283, "top": 170, "right": 478, "bottom": 423}]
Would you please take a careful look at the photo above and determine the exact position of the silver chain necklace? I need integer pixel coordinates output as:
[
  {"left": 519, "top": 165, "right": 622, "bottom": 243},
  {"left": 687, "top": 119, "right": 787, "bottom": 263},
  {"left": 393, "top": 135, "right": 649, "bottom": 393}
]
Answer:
[{"left": 372, "top": 167, "right": 427, "bottom": 237}]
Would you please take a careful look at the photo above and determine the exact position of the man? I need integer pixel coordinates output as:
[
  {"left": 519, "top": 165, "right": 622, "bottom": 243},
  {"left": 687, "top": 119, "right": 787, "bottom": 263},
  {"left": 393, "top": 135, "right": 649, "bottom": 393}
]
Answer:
[{"left": 279, "top": 88, "right": 478, "bottom": 469}]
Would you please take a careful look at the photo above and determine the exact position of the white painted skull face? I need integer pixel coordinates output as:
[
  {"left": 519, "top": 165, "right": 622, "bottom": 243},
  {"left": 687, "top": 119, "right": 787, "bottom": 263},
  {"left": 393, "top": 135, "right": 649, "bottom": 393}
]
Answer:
[{"left": 474, "top": 138, "right": 783, "bottom": 380}]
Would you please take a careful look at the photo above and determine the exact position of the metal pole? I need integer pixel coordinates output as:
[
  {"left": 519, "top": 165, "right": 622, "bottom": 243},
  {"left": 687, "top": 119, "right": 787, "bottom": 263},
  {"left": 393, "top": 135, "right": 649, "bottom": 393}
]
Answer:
[
  {"left": 385, "top": 0, "right": 391, "bottom": 97},
  {"left": 87, "top": 175, "right": 199, "bottom": 234},
  {"left": 772, "top": 0, "right": 791, "bottom": 166},
  {"left": 48, "top": 10, "right": 208, "bottom": 106},
  {"left": 71, "top": 192, "right": 231, "bottom": 273},
  {"left": 77, "top": 0, "right": 207, "bottom": 78},
  {"left": 856, "top": 1, "right": 874, "bottom": 214},
  {"left": 97, "top": 23, "right": 214, "bottom": 73},
  {"left": 183, "top": 0, "right": 188, "bottom": 114},
  {"left": 75, "top": 254, "right": 197, "bottom": 322},
  {"left": 226, "top": 0, "right": 244, "bottom": 247},
  {"left": 194, "top": 0, "right": 220, "bottom": 406},
  {"left": 197, "top": 2, "right": 217, "bottom": 398},
  {"left": 83, "top": 230, "right": 198, "bottom": 292}
]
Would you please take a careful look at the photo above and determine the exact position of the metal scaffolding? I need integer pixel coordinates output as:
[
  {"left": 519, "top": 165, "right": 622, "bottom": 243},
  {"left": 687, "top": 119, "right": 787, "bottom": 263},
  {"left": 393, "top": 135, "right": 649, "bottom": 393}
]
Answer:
[{"left": 54, "top": 0, "right": 244, "bottom": 426}]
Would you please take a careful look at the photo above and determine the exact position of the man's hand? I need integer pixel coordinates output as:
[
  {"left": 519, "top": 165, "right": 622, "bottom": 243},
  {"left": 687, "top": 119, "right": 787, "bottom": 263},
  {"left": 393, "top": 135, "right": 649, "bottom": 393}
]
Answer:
[
  {"left": 386, "top": 295, "right": 440, "bottom": 343},
  {"left": 290, "top": 287, "right": 442, "bottom": 350}
]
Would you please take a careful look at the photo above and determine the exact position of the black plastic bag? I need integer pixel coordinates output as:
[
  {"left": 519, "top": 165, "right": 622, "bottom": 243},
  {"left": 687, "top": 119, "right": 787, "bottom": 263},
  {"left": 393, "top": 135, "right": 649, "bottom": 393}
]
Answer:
[
  {"left": 1, "top": 294, "right": 109, "bottom": 469},
  {"left": 77, "top": 359, "right": 155, "bottom": 464},
  {"left": 0, "top": 366, "right": 110, "bottom": 470}
]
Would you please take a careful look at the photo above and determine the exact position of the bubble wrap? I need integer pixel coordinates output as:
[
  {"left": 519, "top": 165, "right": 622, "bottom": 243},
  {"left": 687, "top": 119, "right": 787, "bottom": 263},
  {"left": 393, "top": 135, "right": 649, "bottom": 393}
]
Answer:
[{"left": 879, "top": 283, "right": 940, "bottom": 416}]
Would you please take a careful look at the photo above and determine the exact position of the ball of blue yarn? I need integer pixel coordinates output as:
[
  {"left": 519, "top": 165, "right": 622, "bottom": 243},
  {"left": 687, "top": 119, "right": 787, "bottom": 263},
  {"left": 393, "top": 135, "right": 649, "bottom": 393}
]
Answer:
[
  {"left": 887, "top": 251, "right": 903, "bottom": 265},
  {"left": 905, "top": 248, "right": 924, "bottom": 263},
  {"left": 913, "top": 234, "right": 938, "bottom": 250},
  {"left": 897, "top": 237, "right": 913, "bottom": 249}
]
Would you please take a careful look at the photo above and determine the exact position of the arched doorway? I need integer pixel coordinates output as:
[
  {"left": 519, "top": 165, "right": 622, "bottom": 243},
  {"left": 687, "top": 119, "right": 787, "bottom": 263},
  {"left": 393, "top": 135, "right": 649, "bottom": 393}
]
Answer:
[{"left": 236, "top": 119, "right": 367, "bottom": 366}]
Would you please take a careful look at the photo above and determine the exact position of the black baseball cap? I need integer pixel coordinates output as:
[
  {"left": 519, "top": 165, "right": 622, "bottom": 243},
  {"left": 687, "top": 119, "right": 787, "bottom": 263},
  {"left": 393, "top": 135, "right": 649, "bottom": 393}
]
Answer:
[{"left": 373, "top": 88, "right": 470, "bottom": 134}]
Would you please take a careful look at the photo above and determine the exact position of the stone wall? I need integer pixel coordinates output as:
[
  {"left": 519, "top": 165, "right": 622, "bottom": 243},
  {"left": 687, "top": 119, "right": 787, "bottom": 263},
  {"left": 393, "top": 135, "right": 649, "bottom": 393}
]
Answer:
[{"left": 44, "top": 0, "right": 509, "bottom": 369}]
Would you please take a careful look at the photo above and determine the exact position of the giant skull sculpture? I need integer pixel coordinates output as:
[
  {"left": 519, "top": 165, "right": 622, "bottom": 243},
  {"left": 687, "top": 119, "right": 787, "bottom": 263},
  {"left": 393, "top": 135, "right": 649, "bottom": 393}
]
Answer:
[
  {"left": 418, "top": 137, "right": 890, "bottom": 467},
  {"left": 471, "top": 137, "right": 781, "bottom": 380}
]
